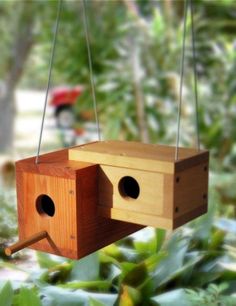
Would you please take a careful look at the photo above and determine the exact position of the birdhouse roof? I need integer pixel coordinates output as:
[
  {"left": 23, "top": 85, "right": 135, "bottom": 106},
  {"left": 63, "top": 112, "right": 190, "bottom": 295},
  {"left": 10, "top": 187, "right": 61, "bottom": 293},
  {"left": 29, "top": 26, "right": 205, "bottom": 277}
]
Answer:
[{"left": 69, "top": 141, "right": 208, "bottom": 174}]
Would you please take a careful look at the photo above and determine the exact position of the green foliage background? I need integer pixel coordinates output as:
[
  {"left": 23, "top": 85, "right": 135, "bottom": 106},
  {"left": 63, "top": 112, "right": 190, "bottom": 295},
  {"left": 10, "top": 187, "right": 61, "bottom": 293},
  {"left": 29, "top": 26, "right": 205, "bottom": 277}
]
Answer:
[{"left": 1, "top": 0, "right": 236, "bottom": 305}]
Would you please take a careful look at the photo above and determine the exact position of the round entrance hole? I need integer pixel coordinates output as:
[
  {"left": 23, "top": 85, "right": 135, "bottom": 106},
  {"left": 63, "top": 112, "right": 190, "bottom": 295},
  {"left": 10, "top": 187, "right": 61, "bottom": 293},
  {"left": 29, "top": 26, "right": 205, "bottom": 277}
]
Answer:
[
  {"left": 118, "top": 176, "right": 140, "bottom": 199},
  {"left": 36, "top": 194, "right": 55, "bottom": 217}
]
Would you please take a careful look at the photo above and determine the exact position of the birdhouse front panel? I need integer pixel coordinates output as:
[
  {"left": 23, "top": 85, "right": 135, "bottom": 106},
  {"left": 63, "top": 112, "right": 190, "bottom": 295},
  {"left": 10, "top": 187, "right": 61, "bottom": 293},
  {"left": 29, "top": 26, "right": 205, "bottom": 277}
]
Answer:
[
  {"left": 69, "top": 140, "right": 209, "bottom": 230},
  {"left": 16, "top": 148, "right": 143, "bottom": 259},
  {"left": 16, "top": 149, "right": 95, "bottom": 259},
  {"left": 98, "top": 165, "right": 174, "bottom": 229},
  {"left": 98, "top": 165, "right": 165, "bottom": 215}
]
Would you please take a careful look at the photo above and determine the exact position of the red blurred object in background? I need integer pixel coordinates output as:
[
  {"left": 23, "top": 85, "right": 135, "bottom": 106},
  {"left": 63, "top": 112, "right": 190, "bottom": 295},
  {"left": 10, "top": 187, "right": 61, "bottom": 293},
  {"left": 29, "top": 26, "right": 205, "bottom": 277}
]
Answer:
[
  {"left": 49, "top": 85, "right": 83, "bottom": 129},
  {"left": 50, "top": 85, "right": 82, "bottom": 107}
]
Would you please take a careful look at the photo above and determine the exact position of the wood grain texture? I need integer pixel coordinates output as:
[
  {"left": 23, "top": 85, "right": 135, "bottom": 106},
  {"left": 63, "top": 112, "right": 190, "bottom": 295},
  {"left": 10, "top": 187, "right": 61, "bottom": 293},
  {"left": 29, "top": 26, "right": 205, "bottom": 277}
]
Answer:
[
  {"left": 75, "top": 165, "right": 143, "bottom": 258},
  {"left": 14, "top": 142, "right": 209, "bottom": 259},
  {"left": 69, "top": 141, "right": 208, "bottom": 174},
  {"left": 99, "top": 165, "right": 164, "bottom": 215},
  {"left": 16, "top": 148, "right": 94, "bottom": 179},
  {"left": 16, "top": 148, "right": 143, "bottom": 259},
  {"left": 20, "top": 171, "right": 78, "bottom": 258},
  {"left": 69, "top": 141, "right": 209, "bottom": 230},
  {"left": 174, "top": 162, "right": 209, "bottom": 218},
  {"left": 99, "top": 206, "right": 173, "bottom": 229},
  {"left": 173, "top": 204, "right": 207, "bottom": 228}
]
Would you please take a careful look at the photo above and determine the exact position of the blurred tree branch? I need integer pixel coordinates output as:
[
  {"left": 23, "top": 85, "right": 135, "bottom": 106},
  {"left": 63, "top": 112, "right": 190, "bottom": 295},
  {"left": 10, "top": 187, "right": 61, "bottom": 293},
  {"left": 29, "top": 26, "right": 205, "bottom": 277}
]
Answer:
[
  {"left": 0, "top": 2, "right": 35, "bottom": 152},
  {"left": 122, "top": 0, "right": 150, "bottom": 142},
  {"left": 122, "top": 0, "right": 148, "bottom": 30},
  {"left": 131, "top": 41, "right": 150, "bottom": 143}
]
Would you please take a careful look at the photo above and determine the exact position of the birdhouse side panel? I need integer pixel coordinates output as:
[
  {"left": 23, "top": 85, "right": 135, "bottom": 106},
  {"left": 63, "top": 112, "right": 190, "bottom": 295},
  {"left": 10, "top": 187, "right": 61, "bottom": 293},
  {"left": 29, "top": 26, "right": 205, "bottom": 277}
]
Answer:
[
  {"left": 17, "top": 170, "right": 78, "bottom": 259},
  {"left": 173, "top": 160, "right": 209, "bottom": 228}
]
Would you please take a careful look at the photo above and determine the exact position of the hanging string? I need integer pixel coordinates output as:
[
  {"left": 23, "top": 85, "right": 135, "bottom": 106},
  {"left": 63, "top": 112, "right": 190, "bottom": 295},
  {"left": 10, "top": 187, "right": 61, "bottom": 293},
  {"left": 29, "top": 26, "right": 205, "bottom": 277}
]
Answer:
[
  {"left": 35, "top": 0, "right": 62, "bottom": 164},
  {"left": 82, "top": 0, "right": 101, "bottom": 141},
  {"left": 175, "top": 0, "right": 200, "bottom": 160},
  {"left": 190, "top": 0, "right": 200, "bottom": 152},
  {"left": 175, "top": 0, "right": 189, "bottom": 161}
]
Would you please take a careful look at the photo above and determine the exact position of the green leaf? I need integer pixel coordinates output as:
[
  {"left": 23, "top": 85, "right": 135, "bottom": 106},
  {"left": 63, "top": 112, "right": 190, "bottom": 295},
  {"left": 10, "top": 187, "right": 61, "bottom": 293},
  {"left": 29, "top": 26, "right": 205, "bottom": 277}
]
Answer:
[
  {"left": 40, "top": 262, "right": 73, "bottom": 284},
  {"left": 17, "top": 287, "right": 42, "bottom": 306},
  {"left": 40, "top": 286, "right": 88, "bottom": 306},
  {"left": 152, "top": 9, "right": 165, "bottom": 37},
  {"left": 118, "top": 285, "right": 142, "bottom": 306},
  {"left": 40, "top": 286, "right": 117, "bottom": 306},
  {"left": 102, "top": 244, "right": 124, "bottom": 262},
  {"left": 144, "top": 252, "right": 167, "bottom": 273},
  {"left": 152, "top": 235, "right": 189, "bottom": 288},
  {"left": 185, "top": 284, "right": 236, "bottom": 306},
  {"left": 134, "top": 241, "right": 152, "bottom": 255},
  {"left": 133, "top": 227, "right": 157, "bottom": 255},
  {"left": 89, "top": 298, "right": 106, "bottom": 306},
  {"left": 208, "top": 230, "right": 225, "bottom": 250},
  {"left": 36, "top": 252, "right": 65, "bottom": 269},
  {"left": 214, "top": 218, "right": 236, "bottom": 234},
  {"left": 59, "top": 280, "right": 111, "bottom": 291},
  {"left": 189, "top": 191, "right": 216, "bottom": 245},
  {"left": 0, "top": 261, "right": 29, "bottom": 274},
  {"left": 155, "top": 229, "right": 166, "bottom": 252},
  {"left": 68, "top": 253, "right": 99, "bottom": 282},
  {"left": 122, "top": 263, "right": 148, "bottom": 287},
  {"left": 99, "top": 252, "right": 120, "bottom": 267},
  {"left": 0, "top": 281, "right": 14, "bottom": 306},
  {"left": 152, "top": 289, "right": 192, "bottom": 306}
]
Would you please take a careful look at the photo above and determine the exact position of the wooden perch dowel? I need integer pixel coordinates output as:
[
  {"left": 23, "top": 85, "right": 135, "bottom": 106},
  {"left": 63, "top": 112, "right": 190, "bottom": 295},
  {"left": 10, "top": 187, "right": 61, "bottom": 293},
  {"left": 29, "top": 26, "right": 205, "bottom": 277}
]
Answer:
[{"left": 5, "top": 231, "right": 48, "bottom": 256}]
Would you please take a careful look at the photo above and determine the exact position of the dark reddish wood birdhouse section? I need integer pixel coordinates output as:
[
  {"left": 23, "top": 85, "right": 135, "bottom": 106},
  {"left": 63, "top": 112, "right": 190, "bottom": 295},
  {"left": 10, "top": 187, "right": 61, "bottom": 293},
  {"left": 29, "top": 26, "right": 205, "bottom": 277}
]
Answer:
[{"left": 14, "top": 148, "right": 142, "bottom": 259}]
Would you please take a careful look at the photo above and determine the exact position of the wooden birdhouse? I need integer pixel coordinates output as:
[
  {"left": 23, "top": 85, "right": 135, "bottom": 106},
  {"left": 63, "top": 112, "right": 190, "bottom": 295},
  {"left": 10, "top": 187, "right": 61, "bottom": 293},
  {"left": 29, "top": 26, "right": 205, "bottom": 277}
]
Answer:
[
  {"left": 69, "top": 141, "right": 209, "bottom": 229},
  {"left": 10, "top": 147, "right": 142, "bottom": 259},
  {"left": 5, "top": 140, "right": 209, "bottom": 260}
]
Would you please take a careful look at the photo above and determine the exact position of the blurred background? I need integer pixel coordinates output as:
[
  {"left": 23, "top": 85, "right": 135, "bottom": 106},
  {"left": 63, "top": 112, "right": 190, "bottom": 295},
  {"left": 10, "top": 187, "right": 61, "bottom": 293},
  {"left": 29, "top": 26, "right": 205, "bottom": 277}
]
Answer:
[{"left": 0, "top": 0, "right": 236, "bottom": 305}]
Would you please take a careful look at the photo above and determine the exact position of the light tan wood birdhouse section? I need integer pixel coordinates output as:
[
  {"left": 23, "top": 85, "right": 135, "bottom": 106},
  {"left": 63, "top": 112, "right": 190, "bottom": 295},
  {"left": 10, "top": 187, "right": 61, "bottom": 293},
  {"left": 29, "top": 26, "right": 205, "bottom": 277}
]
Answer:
[
  {"left": 69, "top": 141, "right": 209, "bottom": 229},
  {"left": 6, "top": 140, "right": 209, "bottom": 259}
]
